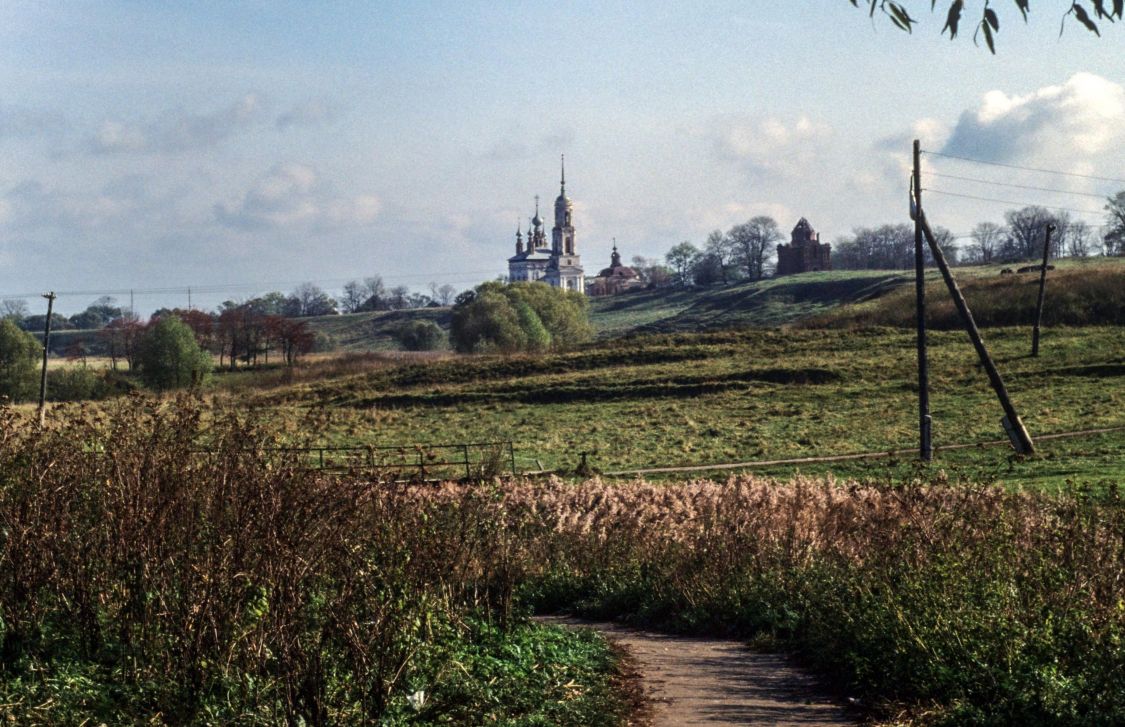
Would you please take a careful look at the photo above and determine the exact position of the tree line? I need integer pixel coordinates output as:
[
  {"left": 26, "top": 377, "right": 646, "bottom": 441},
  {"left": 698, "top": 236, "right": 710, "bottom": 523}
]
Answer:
[{"left": 652, "top": 194, "right": 1125, "bottom": 286}]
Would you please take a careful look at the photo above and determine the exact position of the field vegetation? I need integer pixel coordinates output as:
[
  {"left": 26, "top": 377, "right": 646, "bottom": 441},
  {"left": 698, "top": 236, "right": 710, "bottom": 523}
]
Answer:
[
  {"left": 1, "top": 398, "right": 1121, "bottom": 725},
  {"left": 247, "top": 324, "right": 1125, "bottom": 488}
]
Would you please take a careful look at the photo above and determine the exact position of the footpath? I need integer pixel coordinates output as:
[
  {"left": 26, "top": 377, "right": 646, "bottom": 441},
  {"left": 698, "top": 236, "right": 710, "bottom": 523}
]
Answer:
[{"left": 540, "top": 617, "right": 857, "bottom": 727}]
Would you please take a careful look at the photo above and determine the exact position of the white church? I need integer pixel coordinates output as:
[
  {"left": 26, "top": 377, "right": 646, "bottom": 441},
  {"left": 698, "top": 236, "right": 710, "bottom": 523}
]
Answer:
[{"left": 507, "top": 157, "right": 584, "bottom": 293}]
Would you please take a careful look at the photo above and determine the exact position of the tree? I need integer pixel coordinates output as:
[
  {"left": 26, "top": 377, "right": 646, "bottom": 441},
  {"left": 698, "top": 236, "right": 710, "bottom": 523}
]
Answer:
[
  {"left": 431, "top": 283, "right": 457, "bottom": 306},
  {"left": 1105, "top": 190, "right": 1125, "bottom": 256},
  {"left": 69, "top": 296, "right": 122, "bottom": 329},
  {"left": 1, "top": 299, "right": 29, "bottom": 324},
  {"left": 834, "top": 224, "right": 914, "bottom": 269},
  {"left": 396, "top": 319, "right": 447, "bottom": 351},
  {"left": 851, "top": 1, "right": 1121, "bottom": 53},
  {"left": 967, "top": 222, "right": 1005, "bottom": 264},
  {"left": 1003, "top": 206, "right": 1056, "bottom": 261},
  {"left": 0, "top": 319, "right": 40, "bottom": 401},
  {"left": 99, "top": 314, "right": 145, "bottom": 370},
  {"left": 728, "top": 216, "right": 781, "bottom": 280},
  {"left": 666, "top": 241, "right": 700, "bottom": 286},
  {"left": 1067, "top": 220, "right": 1094, "bottom": 258},
  {"left": 136, "top": 315, "right": 212, "bottom": 390},
  {"left": 703, "top": 229, "right": 739, "bottom": 284},
  {"left": 341, "top": 280, "right": 367, "bottom": 313},
  {"left": 450, "top": 281, "right": 591, "bottom": 354},
  {"left": 285, "top": 283, "right": 338, "bottom": 317},
  {"left": 387, "top": 285, "right": 411, "bottom": 310},
  {"left": 630, "top": 256, "right": 673, "bottom": 287}
]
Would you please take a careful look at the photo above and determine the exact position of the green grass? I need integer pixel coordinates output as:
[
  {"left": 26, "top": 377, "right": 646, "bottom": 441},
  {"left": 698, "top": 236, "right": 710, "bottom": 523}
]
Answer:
[
  {"left": 305, "top": 308, "right": 452, "bottom": 351},
  {"left": 244, "top": 325, "right": 1125, "bottom": 489}
]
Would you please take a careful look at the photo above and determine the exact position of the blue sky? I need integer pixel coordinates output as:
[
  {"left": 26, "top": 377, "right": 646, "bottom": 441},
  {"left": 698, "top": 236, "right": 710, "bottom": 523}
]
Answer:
[{"left": 2, "top": 1, "right": 1123, "bottom": 314}]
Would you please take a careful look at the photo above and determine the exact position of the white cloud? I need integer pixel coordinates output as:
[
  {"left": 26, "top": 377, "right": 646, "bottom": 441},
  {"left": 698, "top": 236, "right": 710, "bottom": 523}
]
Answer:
[
  {"left": 709, "top": 114, "right": 833, "bottom": 180},
  {"left": 275, "top": 99, "right": 337, "bottom": 130},
  {"left": 89, "top": 93, "right": 264, "bottom": 154},
  {"left": 214, "top": 163, "right": 381, "bottom": 230},
  {"left": 943, "top": 73, "right": 1125, "bottom": 166}
]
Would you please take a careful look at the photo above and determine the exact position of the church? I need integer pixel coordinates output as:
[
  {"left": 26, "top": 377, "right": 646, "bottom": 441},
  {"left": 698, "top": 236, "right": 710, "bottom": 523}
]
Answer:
[{"left": 507, "top": 158, "right": 584, "bottom": 293}]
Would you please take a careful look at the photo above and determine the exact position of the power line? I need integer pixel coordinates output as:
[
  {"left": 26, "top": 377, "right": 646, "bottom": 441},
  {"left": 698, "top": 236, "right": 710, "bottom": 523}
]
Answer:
[
  {"left": 921, "top": 149, "right": 1125, "bottom": 185},
  {"left": 922, "top": 188, "right": 1107, "bottom": 218},
  {"left": 923, "top": 172, "right": 1111, "bottom": 200},
  {"left": 0, "top": 269, "right": 501, "bottom": 303}
]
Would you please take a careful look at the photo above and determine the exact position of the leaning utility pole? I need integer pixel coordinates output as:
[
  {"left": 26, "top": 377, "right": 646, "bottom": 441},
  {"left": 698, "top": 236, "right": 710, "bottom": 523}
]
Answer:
[
  {"left": 38, "top": 291, "right": 56, "bottom": 425},
  {"left": 912, "top": 139, "right": 932, "bottom": 461},
  {"left": 916, "top": 211, "right": 1035, "bottom": 455},
  {"left": 1031, "top": 224, "right": 1056, "bottom": 357}
]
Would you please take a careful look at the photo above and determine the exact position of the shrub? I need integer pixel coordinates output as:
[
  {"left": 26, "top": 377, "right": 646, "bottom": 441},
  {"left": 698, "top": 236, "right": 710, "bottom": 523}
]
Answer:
[
  {"left": 0, "top": 319, "right": 40, "bottom": 401},
  {"left": 136, "top": 316, "right": 212, "bottom": 390},
  {"left": 450, "top": 282, "right": 592, "bottom": 353},
  {"left": 395, "top": 319, "right": 446, "bottom": 351},
  {"left": 46, "top": 366, "right": 115, "bottom": 401}
]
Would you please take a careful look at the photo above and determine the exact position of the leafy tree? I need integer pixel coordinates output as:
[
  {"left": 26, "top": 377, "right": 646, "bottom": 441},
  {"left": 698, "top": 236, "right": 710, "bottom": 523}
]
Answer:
[
  {"left": 99, "top": 314, "right": 145, "bottom": 370},
  {"left": 68, "top": 296, "right": 123, "bottom": 329},
  {"left": 20, "top": 313, "right": 72, "bottom": 333},
  {"left": 450, "top": 282, "right": 591, "bottom": 354},
  {"left": 850, "top": 1, "right": 1122, "bottom": 53},
  {"left": 0, "top": 319, "right": 40, "bottom": 401},
  {"left": 630, "top": 256, "right": 673, "bottom": 287},
  {"left": 1105, "top": 190, "right": 1125, "bottom": 256},
  {"left": 728, "top": 216, "right": 781, "bottom": 280},
  {"left": 395, "top": 319, "right": 447, "bottom": 351},
  {"left": 665, "top": 241, "right": 700, "bottom": 286},
  {"left": 136, "top": 315, "right": 212, "bottom": 390}
]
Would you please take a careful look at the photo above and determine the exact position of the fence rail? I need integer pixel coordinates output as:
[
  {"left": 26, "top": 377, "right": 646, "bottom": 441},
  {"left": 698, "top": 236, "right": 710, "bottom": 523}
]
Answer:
[{"left": 191, "top": 441, "right": 518, "bottom": 480}]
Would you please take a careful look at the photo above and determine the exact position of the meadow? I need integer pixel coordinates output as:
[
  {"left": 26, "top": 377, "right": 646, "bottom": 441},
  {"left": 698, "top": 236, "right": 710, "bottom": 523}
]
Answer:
[
  {"left": 4, "top": 263, "right": 1123, "bottom": 724},
  {"left": 244, "top": 324, "right": 1125, "bottom": 489}
]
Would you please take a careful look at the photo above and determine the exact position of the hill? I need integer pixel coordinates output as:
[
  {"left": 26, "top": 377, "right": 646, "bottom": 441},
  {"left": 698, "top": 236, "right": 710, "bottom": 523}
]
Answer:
[{"left": 809, "top": 257, "right": 1125, "bottom": 329}]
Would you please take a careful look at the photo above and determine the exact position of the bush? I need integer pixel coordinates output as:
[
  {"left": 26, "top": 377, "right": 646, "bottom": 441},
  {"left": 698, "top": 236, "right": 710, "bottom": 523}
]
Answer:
[
  {"left": 0, "top": 319, "right": 40, "bottom": 401},
  {"left": 395, "top": 319, "right": 446, "bottom": 351},
  {"left": 46, "top": 366, "right": 115, "bottom": 402},
  {"left": 136, "top": 316, "right": 212, "bottom": 390},
  {"left": 450, "top": 282, "right": 592, "bottom": 354}
]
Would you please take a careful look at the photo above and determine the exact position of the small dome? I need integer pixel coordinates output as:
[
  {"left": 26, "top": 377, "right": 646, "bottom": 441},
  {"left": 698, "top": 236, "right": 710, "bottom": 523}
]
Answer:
[{"left": 532, "top": 213, "right": 543, "bottom": 227}]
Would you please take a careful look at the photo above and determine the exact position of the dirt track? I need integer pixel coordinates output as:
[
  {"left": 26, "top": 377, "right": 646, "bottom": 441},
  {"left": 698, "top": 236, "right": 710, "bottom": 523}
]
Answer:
[{"left": 540, "top": 617, "right": 856, "bottom": 726}]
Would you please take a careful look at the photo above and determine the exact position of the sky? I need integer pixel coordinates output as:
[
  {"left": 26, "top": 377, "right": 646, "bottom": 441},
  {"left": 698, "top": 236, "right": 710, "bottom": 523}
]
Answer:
[{"left": 1, "top": 1, "right": 1123, "bottom": 316}]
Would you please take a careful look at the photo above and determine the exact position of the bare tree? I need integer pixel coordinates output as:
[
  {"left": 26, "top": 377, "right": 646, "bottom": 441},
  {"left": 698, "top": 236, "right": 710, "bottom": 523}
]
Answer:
[
  {"left": 1, "top": 299, "right": 29, "bottom": 323},
  {"left": 1067, "top": 221, "right": 1094, "bottom": 258},
  {"left": 432, "top": 283, "right": 457, "bottom": 306},
  {"left": 703, "top": 229, "right": 736, "bottom": 284},
  {"left": 968, "top": 222, "right": 1004, "bottom": 264}
]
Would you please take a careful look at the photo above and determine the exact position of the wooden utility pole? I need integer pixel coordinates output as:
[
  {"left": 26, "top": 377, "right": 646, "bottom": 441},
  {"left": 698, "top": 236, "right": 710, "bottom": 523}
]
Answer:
[
  {"left": 38, "top": 291, "right": 56, "bottom": 426},
  {"left": 1031, "top": 224, "right": 1056, "bottom": 357},
  {"left": 912, "top": 140, "right": 932, "bottom": 461},
  {"left": 917, "top": 214, "right": 1035, "bottom": 454}
]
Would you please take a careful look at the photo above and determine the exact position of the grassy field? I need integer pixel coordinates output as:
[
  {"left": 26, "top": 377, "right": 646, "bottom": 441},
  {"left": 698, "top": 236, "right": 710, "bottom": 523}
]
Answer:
[{"left": 240, "top": 324, "right": 1125, "bottom": 489}]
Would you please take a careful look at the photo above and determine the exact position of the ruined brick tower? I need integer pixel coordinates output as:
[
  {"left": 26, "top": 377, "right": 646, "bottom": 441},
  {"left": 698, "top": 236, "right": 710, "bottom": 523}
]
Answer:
[{"left": 775, "top": 217, "right": 831, "bottom": 276}]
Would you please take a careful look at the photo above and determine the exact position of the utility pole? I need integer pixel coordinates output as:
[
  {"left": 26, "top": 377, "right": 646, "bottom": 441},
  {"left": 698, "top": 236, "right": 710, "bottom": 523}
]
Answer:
[
  {"left": 912, "top": 140, "right": 932, "bottom": 461},
  {"left": 188, "top": 286, "right": 192, "bottom": 310},
  {"left": 1031, "top": 224, "right": 1056, "bottom": 357},
  {"left": 38, "top": 291, "right": 56, "bottom": 426},
  {"left": 917, "top": 213, "right": 1035, "bottom": 455}
]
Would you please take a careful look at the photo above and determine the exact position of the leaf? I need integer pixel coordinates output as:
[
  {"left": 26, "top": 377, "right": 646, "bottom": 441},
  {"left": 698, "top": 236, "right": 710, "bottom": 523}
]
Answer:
[
  {"left": 943, "top": 0, "right": 964, "bottom": 37},
  {"left": 1072, "top": 3, "right": 1102, "bottom": 34},
  {"left": 981, "top": 18, "right": 996, "bottom": 52},
  {"left": 985, "top": 7, "right": 999, "bottom": 30},
  {"left": 1091, "top": 0, "right": 1109, "bottom": 19},
  {"left": 1015, "top": 0, "right": 1030, "bottom": 21},
  {"left": 887, "top": 2, "right": 916, "bottom": 32},
  {"left": 1114, "top": 0, "right": 1123, "bottom": 19}
]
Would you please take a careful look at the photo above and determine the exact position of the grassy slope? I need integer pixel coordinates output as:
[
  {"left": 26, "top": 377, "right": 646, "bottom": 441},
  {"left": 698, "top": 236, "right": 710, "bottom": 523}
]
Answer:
[{"left": 245, "top": 325, "right": 1125, "bottom": 489}]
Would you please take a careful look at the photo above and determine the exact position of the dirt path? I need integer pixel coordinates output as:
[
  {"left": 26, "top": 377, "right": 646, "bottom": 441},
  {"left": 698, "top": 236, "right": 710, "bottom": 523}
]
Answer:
[{"left": 539, "top": 617, "right": 857, "bottom": 726}]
